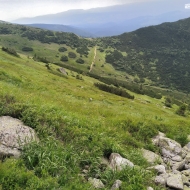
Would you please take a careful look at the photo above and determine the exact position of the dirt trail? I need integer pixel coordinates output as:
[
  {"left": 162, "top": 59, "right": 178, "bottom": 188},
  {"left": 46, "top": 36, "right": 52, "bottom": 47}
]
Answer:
[{"left": 89, "top": 46, "right": 97, "bottom": 72}]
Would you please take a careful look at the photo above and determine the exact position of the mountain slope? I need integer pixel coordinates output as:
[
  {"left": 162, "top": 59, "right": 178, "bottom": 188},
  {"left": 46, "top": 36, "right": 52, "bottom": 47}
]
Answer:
[{"left": 100, "top": 17, "right": 190, "bottom": 92}]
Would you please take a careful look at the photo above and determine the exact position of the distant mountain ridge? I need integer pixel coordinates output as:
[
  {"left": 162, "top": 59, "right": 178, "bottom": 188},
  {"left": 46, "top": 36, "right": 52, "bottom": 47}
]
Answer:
[
  {"left": 25, "top": 24, "right": 96, "bottom": 38},
  {"left": 13, "top": 1, "right": 190, "bottom": 37}
]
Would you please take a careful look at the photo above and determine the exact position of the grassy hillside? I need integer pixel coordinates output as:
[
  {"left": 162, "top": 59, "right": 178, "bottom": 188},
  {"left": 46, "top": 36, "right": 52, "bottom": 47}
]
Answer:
[{"left": 0, "top": 40, "right": 190, "bottom": 189}]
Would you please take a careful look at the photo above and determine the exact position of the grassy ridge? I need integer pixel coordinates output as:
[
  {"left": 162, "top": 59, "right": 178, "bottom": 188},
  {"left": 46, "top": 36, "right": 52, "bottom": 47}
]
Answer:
[{"left": 0, "top": 48, "right": 190, "bottom": 189}]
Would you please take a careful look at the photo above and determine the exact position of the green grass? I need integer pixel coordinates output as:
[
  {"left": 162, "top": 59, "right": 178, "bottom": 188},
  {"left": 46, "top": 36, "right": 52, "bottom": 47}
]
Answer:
[{"left": 0, "top": 45, "right": 190, "bottom": 189}]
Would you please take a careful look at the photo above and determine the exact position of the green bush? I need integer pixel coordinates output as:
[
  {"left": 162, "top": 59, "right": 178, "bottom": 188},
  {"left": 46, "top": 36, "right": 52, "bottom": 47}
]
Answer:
[
  {"left": 60, "top": 55, "right": 68, "bottom": 62},
  {"left": 22, "top": 47, "right": 33, "bottom": 52},
  {"left": 76, "top": 46, "right": 89, "bottom": 55},
  {"left": 76, "top": 58, "right": 85, "bottom": 64},
  {"left": 164, "top": 97, "right": 172, "bottom": 107},
  {"left": 58, "top": 47, "right": 67, "bottom": 52},
  {"left": 94, "top": 82, "right": 134, "bottom": 99},
  {"left": 33, "top": 54, "right": 49, "bottom": 63},
  {"left": 68, "top": 52, "right": 77, "bottom": 58},
  {"left": 176, "top": 104, "right": 186, "bottom": 116},
  {"left": 2, "top": 47, "right": 19, "bottom": 57}
]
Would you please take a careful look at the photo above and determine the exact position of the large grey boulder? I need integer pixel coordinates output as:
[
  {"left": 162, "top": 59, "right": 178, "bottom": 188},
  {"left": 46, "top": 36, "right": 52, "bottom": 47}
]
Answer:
[
  {"left": 88, "top": 178, "right": 104, "bottom": 189},
  {"left": 153, "top": 134, "right": 182, "bottom": 159},
  {"left": 166, "top": 173, "right": 183, "bottom": 190},
  {"left": 109, "top": 153, "right": 134, "bottom": 171},
  {"left": 0, "top": 116, "right": 38, "bottom": 158}
]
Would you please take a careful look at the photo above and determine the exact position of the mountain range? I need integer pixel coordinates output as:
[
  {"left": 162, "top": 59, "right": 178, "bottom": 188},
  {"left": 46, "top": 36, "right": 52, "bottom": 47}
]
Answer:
[{"left": 13, "top": 1, "right": 190, "bottom": 37}]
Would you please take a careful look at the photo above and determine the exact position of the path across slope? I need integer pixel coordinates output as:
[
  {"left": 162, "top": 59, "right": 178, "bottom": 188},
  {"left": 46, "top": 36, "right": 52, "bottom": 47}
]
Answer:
[{"left": 89, "top": 46, "right": 97, "bottom": 72}]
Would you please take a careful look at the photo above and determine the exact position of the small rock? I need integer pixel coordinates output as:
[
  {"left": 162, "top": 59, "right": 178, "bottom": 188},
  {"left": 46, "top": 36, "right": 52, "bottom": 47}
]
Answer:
[
  {"left": 181, "top": 170, "right": 190, "bottom": 176},
  {"left": 141, "top": 149, "right": 163, "bottom": 164},
  {"left": 147, "top": 165, "right": 166, "bottom": 175},
  {"left": 185, "top": 152, "right": 190, "bottom": 163},
  {"left": 84, "top": 165, "right": 90, "bottom": 170},
  {"left": 154, "top": 176, "right": 166, "bottom": 186},
  {"left": 166, "top": 173, "right": 183, "bottom": 190},
  {"left": 109, "top": 153, "right": 134, "bottom": 171},
  {"left": 182, "top": 148, "right": 188, "bottom": 158},
  {"left": 182, "top": 174, "right": 190, "bottom": 187},
  {"left": 172, "top": 159, "right": 186, "bottom": 171},
  {"left": 100, "top": 157, "right": 109, "bottom": 167},
  {"left": 184, "top": 164, "right": 190, "bottom": 170},
  {"left": 82, "top": 169, "right": 88, "bottom": 174},
  {"left": 171, "top": 155, "right": 182, "bottom": 162},
  {"left": 59, "top": 67, "right": 67, "bottom": 75},
  {"left": 152, "top": 132, "right": 165, "bottom": 145},
  {"left": 161, "top": 148, "right": 175, "bottom": 158},
  {"left": 159, "top": 173, "right": 169, "bottom": 181},
  {"left": 111, "top": 180, "right": 122, "bottom": 190},
  {"left": 147, "top": 187, "right": 154, "bottom": 190},
  {"left": 88, "top": 178, "right": 104, "bottom": 189}
]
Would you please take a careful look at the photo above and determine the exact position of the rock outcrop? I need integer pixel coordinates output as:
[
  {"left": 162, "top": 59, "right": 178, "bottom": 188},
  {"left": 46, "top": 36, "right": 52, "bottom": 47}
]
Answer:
[
  {"left": 0, "top": 116, "right": 38, "bottom": 158},
  {"left": 143, "top": 132, "right": 190, "bottom": 190}
]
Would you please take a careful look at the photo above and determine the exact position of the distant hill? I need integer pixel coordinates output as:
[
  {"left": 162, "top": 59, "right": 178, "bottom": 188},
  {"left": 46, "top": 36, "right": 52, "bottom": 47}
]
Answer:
[
  {"left": 13, "top": 1, "right": 190, "bottom": 37},
  {"left": 25, "top": 24, "right": 96, "bottom": 38},
  {"left": 100, "top": 17, "right": 190, "bottom": 92}
]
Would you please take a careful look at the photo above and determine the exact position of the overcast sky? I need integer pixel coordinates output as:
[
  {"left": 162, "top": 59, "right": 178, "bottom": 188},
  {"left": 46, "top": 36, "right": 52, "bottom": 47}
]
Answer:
[
  {"left": 0, "top": 0, "right": 190, "bottom": 21},
  {"left": 0, "top": 0, "right": 157, "bottom": 21}
]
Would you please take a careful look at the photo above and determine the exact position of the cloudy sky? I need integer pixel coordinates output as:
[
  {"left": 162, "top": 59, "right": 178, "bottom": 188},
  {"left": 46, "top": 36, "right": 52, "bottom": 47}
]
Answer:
[
  {"left": 0, "top": 0, "right": 156, "bottom": 21},
  {"left": 0, "top": 0, "right": 189, "bottom": 21}
]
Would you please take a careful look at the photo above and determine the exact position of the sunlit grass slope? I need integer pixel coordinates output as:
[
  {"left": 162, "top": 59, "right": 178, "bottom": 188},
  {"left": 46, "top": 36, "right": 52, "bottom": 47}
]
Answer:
[{"left": 0, "top": 49, "right": 190, "bottom": 189}]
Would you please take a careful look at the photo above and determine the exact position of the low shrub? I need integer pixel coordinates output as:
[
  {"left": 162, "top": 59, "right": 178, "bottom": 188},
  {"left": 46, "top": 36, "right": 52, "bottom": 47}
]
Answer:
[
  {"left": 68, "top": 52, "right": 76, "bottom": 58},
  {"left": 58, "top": 47, "right": 67, "bottom": 52},
  {"left": 76, "top": 58, "right": 84, "bottom": 64},
  {"left": 94, "top": 82, "right": 134, "bottom": 99},
  {"left": 22, "top": 47, "right": 33, "bottom": 52},
  {"left": 2, "top": 47, "right": 19, "bottom": 57},
  {"left": 60, "top": 55, "right": 68, "bottom": 62}
]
